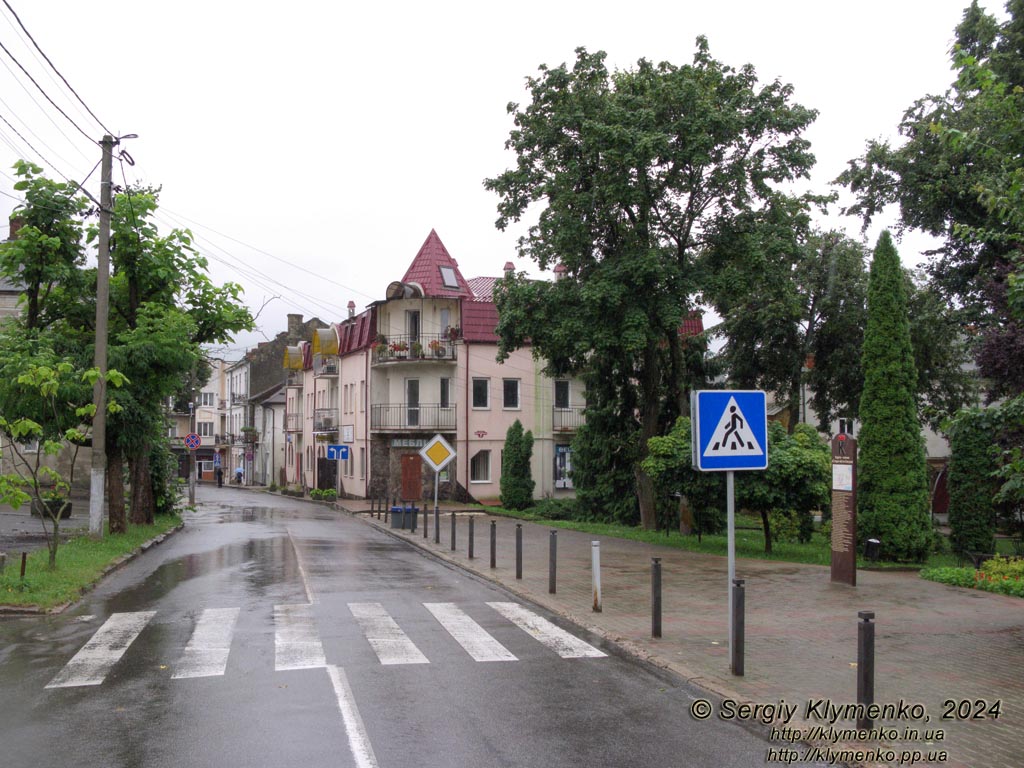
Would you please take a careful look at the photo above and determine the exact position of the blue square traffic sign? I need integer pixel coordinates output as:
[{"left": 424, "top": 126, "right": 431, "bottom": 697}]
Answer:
[
  {"left": 691, "top": 390, "right": 768, "bottom": 472},
  {"left": 327, "top": 444, "right": 350, "bottom": 461}
]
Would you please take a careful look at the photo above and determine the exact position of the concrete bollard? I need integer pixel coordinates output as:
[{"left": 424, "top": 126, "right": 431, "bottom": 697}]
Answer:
[
  {"left": 468, "top": 516, "right": 475, "bottom": 559},
  {"left": 652, "top": 558, "right": 662, "bottom": 638},
  {"left": 490, "top": 521, "right": 496, "bottom": 569},
  {"left": 592, "top": 541, "right": 602, "bottom": 613},
  {"left": 731, "top": 579, "right": 745, "bottom": 676},
  {"left": 549, "top": 530, "right": 557, "bottom": 594},
  {"left": 857, "top": 611, "right": 875, "bottom": 729},
  {"left": 515, "top": 524, "right": 522, "bottom": 579}
]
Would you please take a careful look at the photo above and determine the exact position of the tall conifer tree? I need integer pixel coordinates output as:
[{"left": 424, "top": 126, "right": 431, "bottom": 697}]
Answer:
[{"left": 857, "top": 232, "right": 932, "bottom": 561}]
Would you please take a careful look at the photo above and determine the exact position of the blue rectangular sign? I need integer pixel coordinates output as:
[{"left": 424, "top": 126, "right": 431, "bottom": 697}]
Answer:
[
  {"left": 692, "top": 390, "right": 768, "bottom": 472},
  {"left": 327, "top": 444, "right": 350, "bottom": 461}
]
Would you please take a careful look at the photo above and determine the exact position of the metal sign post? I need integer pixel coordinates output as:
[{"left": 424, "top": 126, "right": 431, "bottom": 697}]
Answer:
[{"left": 692, "top": 390, "right": 768, "bottom": 676}]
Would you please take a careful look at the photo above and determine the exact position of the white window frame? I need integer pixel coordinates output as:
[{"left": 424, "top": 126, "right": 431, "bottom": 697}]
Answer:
[
  {"left": 470, "top": 450, "right": 491, "bottom": 483},
  {"left": 502, "top": 378, "right": 520, "bottom": 410},
  {"left": 197, "top": 421, "right": 214, "bottom": 437},
  {"left": 472, "top": 378, "right": 490, "bottom": 409}
]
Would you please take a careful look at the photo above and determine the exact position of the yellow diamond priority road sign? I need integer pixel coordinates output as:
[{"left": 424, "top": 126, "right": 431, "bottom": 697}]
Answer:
[{"left": 420, "top": 434, "right": 455, "bottom": 472}]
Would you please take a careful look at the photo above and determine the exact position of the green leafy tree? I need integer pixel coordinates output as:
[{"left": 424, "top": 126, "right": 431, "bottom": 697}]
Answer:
[
  {"left": 0, "top": 161, "right": 88, "bottom": 330},
  {"left": 0, "top": 348, "right": 125, "bottom": 568},
  {"left": 486, "top": 42, "right": 818, "bottom": 528},
  {"left": 641, "top": 416, "right": 725, "bottom": 534},
  {"left": 736, "top": 422, "right": 830, "bottom": 553},
  {"left": 838, "top": 1, "right": 1024, "bottom": 400},
  {"left": 857, "top": 232, "right": 932, "bottom": 562},
  {"left": 500, "top": 420, "right": 535, "bottom": 510}
]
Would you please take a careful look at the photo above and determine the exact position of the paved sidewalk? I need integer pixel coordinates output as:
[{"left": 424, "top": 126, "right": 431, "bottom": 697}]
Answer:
[{"left": 342, "top": 502, "right": 1022, "bottom": 768}]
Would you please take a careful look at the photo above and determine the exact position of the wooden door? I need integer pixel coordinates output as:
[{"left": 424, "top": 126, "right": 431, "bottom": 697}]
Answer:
[{"left": 401, "top": 454, "right": 421, "bottom": 501}]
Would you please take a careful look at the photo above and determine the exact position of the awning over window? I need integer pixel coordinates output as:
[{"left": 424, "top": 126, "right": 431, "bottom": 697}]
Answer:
[
  {"left": 312, "top": 327, "right": 339, "bottom": 356},
  {"left": 283, "top": 345, "right": 303, "bottom": 369}
]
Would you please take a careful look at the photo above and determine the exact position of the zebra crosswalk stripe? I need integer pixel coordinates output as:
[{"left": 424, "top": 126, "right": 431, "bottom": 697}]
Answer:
[
  {"left": 348, "top": 602, "right": 429, "bottom": 665},
  {"left": 46, "top": 611, "right": 157, "bottom": 689},
  {"left": 172, "top": 607, "right": 240, "bottom": 679},
  {"left": 274, "top": 604, "right": 327, "bottom": 670},
  {"left": 487, "top": 602, "right": 607, "bottom": 659},
  {"left": 424, "top": 603, "right": 517, "bottom": 662}
]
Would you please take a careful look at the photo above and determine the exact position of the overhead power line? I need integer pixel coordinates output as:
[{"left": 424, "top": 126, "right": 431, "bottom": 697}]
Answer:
[
  {"left": 0, "top": 36, "right": 96, "bottom": 145},
  {"left": 1, "top": 0, "right": 111, "bottom": 136}
]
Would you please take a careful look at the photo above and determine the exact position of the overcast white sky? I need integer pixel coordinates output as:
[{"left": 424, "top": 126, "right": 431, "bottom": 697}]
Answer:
[{"left": 0, "top": 0, "right": 997, "bottom": 356}]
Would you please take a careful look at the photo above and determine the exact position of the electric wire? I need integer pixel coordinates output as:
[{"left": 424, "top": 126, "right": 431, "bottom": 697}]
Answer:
[
  {"left": 0, "top": 91, "right": 79, "bottom": 171},
  {"left": 0, "top": 36, "right": 95, "bottom": 145},
  {"left": 0, "top": 109, "right": 80, "bottom": 183},
  {"left": 0, "top": 0, "right": 111, "bottom": 136},
  {"left": 0, "top": 50, "right": 91, "bottom": 163},
  {"left": 158, "top": 205, "right": 377, "bottom": 302}
]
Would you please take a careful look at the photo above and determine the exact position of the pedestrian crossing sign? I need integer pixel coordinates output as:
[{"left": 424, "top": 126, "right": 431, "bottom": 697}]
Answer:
[{"left": 691, "top": 390, "right": 768, "bottom": 472}]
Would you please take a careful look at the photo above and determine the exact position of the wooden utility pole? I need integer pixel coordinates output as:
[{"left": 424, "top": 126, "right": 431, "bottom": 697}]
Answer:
[{"left": 88, "top": 135, "right": 114, "bottom": 536}]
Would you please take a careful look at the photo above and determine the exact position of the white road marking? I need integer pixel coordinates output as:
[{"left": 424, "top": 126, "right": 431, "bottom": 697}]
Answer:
[
  {"left": 348, "top": 603, "right": 429, "bottom": 665},
  {"left": 46, "top": 611, "right": 157, "bottom": 688},
  {"left": 274, "top": 604, "right": 327, "bottom": 670},
  {"left": 287, "top": 527, "right": 316, "bottom": 604},
  {"left": 487, "top": 602, "right": 607, "bottom": 659},
  {"left": 424, "top": 603, "right": 517, "bottom": 662},
  {"left": 327, "top": 665, "right": 379, "bottom": 768},
  {"left": 172, "top": 607, "right": 240, "bottom": 679}
]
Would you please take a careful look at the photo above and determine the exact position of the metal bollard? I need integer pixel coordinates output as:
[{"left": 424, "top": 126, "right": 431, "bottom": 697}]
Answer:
[
  {"left": 731, "top": 579, "right": 745, "bottom": 676},
  {"left": 592, "top": 542, "right": 602, "bottom": 612},
  {"left": 857, "top": 611, "right": 875, "bottom": 729},
  {"left": 384, "top": 505, "right": 389, "bottom": 523},
  {"left": 652, "top": 558, "right": 662, "bottom": 638},
  {"left": 410, "top": 505, "right": 417, "bottom": 533},
  {"left": 423, "top": 507, "right": 428, "bottom": 538},
  {"left": 0, "top": 552, "right": 5, "bottom": 575},
  {"left": 434, "top": 505, "right": 440, "bottom": 544},
  {"left": 515, "top": 524, "right": 523, "bottom": 579},
  {"left": 450, "top": 512, "right": 457, "bottom": 551},
  {"left": 468, "top": 517, "right": 475, "bottom": 559},
  {"left": 490, "top": 520, "right": 496, "bottom": 568},
  {"left": 21, "top": 551, "right": 27, "bottom": 579},
  {"left": 549, "top": 530, "right": 557, "bottom": 594}
]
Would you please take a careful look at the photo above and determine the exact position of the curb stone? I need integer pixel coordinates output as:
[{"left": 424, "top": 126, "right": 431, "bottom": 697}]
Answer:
[{"left": 0, "top": 522, "right": 184, "bottom": 616}]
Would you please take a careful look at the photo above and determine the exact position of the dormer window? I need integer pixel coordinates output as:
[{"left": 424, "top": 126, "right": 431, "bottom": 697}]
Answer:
[{"left": 439, "top": 265, "right": 459, "bottom": 289}]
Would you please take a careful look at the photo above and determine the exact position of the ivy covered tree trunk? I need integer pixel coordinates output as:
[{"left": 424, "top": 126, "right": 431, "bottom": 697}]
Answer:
[
  {"left": 107, "top": 447, "right": 126, "bottom": 535},
  {"left": 856, "top": 232, "right": 932, "bottom": 562},
  {"left": 129, "top": 450, "right": 155, "bottom": 525}
]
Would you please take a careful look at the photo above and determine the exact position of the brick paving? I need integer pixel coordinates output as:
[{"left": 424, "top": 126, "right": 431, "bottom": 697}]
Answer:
[{"left": 345, "top": 502, "right": 1024, "bottom": 768}]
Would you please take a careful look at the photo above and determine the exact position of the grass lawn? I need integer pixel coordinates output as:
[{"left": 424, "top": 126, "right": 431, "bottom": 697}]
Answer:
[
  {"left": 0, "top": 514, "right": 181, "bottom": 611},
  {"left": 484, "top": 506, "right": 1001, "bottom": 570}
]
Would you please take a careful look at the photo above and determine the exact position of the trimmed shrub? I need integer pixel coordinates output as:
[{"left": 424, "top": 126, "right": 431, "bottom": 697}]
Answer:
[
  {"left": 500, "top": 420, "right": 535, "bottom": 510},
  {"left": 947, "top": 408, "right": 1000, "bottom": 553}
]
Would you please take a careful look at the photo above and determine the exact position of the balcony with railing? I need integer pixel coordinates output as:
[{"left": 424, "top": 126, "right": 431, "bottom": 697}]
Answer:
[
  {"left": 231, "top": 392, "right": 247, "bottom": 404},
  {"left": 286, "top": 370, "right": 303, "bottom": 387},
  {"left": 313, "top": 354, "right": 339, "bottom": 377},
  {"left": 313, "top": 408, "right": 338, "bottom": 433},
  {"left": 285, "top": 412, "right": 303, "bottom": 432},
  {"left": 553, "top": 406, "right": 586, "bottom": 432},
  {"left": 371, "top": 334, "right": 457, "bottom": 365},
  {"left": 371, "top": 403, "right": 456, "bottom": 431}
]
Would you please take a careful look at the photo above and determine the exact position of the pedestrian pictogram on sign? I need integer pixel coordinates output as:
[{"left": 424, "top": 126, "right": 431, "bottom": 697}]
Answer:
[
  {"left": 706, "top": 397, "right": 763, "bottom": 456},
  {"left": 692, "top": 391, "right": 768, "bottom": 472}
]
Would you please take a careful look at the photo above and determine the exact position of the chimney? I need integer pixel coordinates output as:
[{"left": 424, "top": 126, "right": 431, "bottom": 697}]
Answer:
[
  {"left": 503, "top": 261, "right": 515, "bottom": 277},
  {"left": 347, "top": 300, "right": 356, "bottom": 320},
  {"left": 553, "top": 263, "right": 567, "bottom": 281},
  {"left": 287, "top": 313, "right": 303, "bottom": 341}
]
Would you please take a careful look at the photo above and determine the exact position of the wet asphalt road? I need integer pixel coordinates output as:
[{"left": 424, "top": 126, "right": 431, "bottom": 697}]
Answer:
[{"left": 0, "top": 488, "right": 782, "bottom": 768}]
